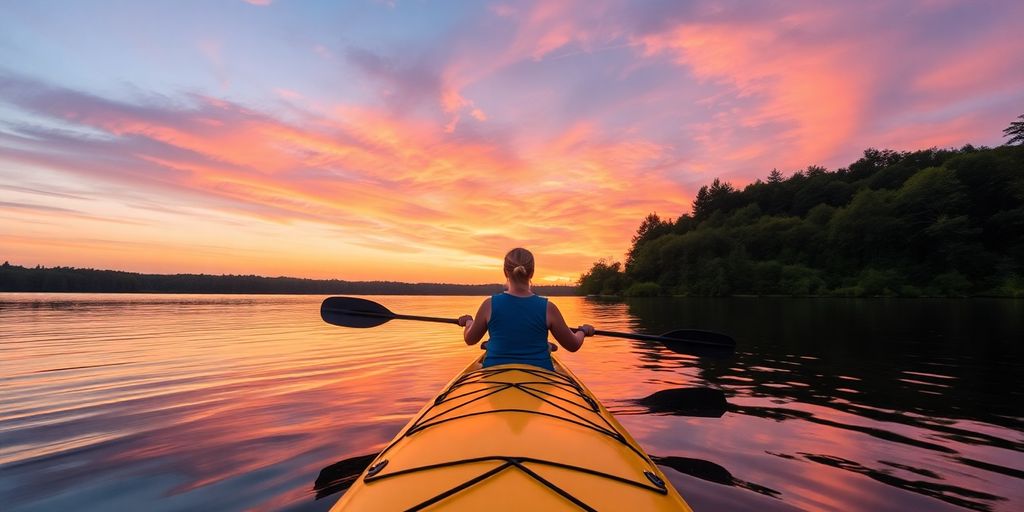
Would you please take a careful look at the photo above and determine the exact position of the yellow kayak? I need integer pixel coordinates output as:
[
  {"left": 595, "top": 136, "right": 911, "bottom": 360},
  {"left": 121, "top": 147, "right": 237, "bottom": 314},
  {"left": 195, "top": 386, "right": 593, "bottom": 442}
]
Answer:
[{"left": 330, "top": 354, "right": 692, "bottom": 511}]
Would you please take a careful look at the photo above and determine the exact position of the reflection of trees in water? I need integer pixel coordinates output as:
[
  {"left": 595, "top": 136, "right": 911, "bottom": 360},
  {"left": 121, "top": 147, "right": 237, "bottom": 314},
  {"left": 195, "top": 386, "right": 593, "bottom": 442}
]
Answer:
[
  {"left": 614, "top": 296, "right": 1024, "bottom": 511},
  {"left": 619, "top": 297, "right": 1023, "bottom": 426}
]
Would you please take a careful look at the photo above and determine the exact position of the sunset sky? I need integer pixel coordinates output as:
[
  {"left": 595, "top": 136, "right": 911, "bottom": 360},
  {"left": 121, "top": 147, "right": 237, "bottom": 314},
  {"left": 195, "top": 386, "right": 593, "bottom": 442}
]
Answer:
[{"left": 2, "top": 1, "right": 1022, "bottom": 284}]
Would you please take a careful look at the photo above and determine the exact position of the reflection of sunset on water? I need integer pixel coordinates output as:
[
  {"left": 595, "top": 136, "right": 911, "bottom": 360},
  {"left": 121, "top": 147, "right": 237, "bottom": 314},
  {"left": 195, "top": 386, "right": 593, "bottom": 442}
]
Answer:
[{"left": 3, "top": 294, "right": 1020, "bottom": 511}]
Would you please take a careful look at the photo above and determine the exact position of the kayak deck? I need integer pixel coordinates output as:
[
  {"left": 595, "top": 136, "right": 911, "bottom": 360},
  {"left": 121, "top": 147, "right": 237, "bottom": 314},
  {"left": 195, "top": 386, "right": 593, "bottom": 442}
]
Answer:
[{"left": 330, "top": 355, "right": 691, "bottom": 511}]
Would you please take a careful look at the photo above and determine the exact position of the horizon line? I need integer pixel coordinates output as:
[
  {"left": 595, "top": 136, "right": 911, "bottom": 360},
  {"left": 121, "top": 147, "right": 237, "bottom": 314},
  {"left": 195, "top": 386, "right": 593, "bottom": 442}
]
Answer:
[{"left": 0, "top": 261, "right": 581, "bottom": 288}]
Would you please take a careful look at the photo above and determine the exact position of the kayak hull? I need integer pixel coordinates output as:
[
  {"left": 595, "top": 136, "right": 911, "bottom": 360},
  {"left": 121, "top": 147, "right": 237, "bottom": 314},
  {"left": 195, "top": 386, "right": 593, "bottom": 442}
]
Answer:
[{"left": 330, "top": 355, "right": 692, "bottom": 511}]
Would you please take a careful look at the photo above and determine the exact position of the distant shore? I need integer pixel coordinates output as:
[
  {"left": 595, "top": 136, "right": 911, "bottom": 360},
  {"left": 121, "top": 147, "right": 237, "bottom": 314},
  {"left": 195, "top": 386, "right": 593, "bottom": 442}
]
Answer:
[{"left": 0, "top": 263, "right": 580, "bottom": 296}]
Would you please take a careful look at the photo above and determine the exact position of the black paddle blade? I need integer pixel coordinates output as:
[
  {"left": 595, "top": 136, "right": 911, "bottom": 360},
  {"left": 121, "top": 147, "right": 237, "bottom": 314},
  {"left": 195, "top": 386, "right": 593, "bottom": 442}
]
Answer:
[
  {"left": 321, "top": 296, "right": 394, "bottom": 328},
  {"left": 313, "top": 452, "right": 379, "bottom": 499},
  {"left": 636, "top": 387, "right": 728, "bottom": 418},
  {"left": 651, "top": 455, "right": 782, "bottom": 499},
  {"left": 659, "top": 329, "right": 736, "bottom": 357}
]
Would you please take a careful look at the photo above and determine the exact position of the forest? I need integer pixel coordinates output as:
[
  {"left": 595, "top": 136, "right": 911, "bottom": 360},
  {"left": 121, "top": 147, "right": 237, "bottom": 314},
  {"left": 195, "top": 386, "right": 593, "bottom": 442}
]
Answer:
[
  {"left": 0, "top": 263, "right": 577, "bottom": 296},
  {"left": 579, "top": 143, "right": 1024, "bottom": 297}
]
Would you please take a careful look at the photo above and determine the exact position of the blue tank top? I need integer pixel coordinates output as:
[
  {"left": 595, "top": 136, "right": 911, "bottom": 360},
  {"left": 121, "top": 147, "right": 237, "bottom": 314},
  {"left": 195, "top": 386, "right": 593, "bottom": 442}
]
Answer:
[{"left": 483, "top": 293, "right": 552, "bottom": 371}]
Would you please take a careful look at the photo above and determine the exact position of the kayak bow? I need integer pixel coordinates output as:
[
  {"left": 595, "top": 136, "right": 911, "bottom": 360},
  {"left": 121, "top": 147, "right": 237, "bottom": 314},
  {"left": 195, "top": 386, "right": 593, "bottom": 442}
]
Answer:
[{"left": 330, "top": 355, "right": 692, "bottom": 511}]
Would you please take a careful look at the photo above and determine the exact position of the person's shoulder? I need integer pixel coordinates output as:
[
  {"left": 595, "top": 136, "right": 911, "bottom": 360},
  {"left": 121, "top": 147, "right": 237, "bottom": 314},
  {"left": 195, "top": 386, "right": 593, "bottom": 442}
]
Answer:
[
  {"left": 478, "top": 296, "right": 493, "bottom": 319},
  {"left": 545, "top": 300, "right": 561, "bottom": 326}
]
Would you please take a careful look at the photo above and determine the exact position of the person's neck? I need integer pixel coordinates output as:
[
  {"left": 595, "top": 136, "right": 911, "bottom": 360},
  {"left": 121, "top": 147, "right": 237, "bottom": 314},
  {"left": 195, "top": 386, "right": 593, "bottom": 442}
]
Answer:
[{"left": 506, "top": 282, "right": 533, "bottom": 297}]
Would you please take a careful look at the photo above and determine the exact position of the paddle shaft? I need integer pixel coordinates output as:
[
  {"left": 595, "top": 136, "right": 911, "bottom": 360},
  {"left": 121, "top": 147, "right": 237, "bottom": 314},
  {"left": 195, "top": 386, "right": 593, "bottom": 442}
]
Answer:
[
  {"left": 330, "top": 306, "right": 615, "bottom": 334},
  {"left": 589, "top": 328, "right": 723, "bottom": 347},
  {"left": 340, "top": 309, "right": 460, "bottom": 325},
  {"left": 326, "top": 303, "right": 727, "bottom": 348}
]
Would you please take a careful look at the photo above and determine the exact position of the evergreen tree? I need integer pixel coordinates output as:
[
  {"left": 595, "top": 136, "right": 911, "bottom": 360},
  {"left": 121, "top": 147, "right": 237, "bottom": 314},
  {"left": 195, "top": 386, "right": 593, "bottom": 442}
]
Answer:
[
  {"left": 767, "top": 168, "right": 784, "bottom": 183},
  {"left": 631, "top": 213, "right": 671, "bottom": 246},
  {"left": 805, "top": 165, "right": 828, "bottom": 177},
  {"left": 692, "top": 178, "right": 740, "bottom": 220},
  {"left": 626, "top": 213, "right": 673, "bottom": 273},
  {"left": 691, "top": 185, "right": 711, "bottom": 218},
  {"left": 1004, "top": 114, "right": 1024, "bottom": 145}
]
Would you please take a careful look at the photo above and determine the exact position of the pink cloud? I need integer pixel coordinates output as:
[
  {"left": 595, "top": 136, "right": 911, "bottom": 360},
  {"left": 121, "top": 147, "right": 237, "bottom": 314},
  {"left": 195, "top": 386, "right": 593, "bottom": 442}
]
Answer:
[
  {"left": 637, "top": 11, "right": 869, "bottom": 171},
  {"left": 909, "top": 26, "right": 1024, "bottom": 110},
  {"left": 273, "top": 88, "right": 302, "bottom": 100},
  {"left": 630, "top": 2, "right": 1024, "bottom": 175}
]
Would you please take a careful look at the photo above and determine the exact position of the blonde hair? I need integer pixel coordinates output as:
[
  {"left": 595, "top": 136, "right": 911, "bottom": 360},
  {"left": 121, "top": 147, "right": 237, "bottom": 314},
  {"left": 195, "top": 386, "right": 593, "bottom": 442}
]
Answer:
[{"left": 503, "top": 247, "right": 535, "bottom": 285}]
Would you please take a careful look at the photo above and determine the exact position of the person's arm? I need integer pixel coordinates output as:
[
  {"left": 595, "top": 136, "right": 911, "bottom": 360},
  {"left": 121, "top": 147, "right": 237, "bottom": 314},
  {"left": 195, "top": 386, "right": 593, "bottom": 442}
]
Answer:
[
  {"left": 547, "top": 301, "right": 592, "bottom": 352},
  {"left": 458, "top": 298, "right": 491, "bottom": 345}
]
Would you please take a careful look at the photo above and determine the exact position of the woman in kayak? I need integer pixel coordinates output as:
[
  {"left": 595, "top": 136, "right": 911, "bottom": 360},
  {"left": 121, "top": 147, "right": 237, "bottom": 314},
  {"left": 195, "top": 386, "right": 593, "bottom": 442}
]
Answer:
[{"left": 457, "top": 248, "right": 595, "bottom": 371}]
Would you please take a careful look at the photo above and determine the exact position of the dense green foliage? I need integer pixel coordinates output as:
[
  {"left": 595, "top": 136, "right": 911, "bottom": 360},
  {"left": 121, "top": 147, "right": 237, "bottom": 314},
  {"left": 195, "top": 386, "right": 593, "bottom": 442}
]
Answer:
[
  {"left": 580, "top": 145, "right": 1024, "bottom": 297},
  {"left": 0, "top": 262, "right": 578, "bottom": 295}
]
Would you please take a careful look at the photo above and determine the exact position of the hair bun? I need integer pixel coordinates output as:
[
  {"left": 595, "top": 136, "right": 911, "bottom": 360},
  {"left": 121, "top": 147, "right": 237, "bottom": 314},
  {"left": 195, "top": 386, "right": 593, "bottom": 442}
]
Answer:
[{"left": 503, "top": 248, "right": 535, "bottom": 284}]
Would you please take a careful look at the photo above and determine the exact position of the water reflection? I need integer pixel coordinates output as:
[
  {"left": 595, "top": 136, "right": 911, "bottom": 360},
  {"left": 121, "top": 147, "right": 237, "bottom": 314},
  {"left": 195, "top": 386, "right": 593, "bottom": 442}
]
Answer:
[
  {"left": 2, "top": 294, "right": 476, "bottom": 511},
  {"left": 1, "top": 294, "right": 1021, "bottom": 512},
  {"left": 796, "top": 452, "right": 1005, "bottom": 511},
  {"left": 614, "top": 297, "right": 1024, "bottom": 512}
]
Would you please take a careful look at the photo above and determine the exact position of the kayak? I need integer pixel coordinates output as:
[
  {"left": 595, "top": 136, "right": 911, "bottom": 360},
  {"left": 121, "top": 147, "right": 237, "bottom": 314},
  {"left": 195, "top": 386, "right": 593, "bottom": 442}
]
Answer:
[{"left": 329, "top": 354, "right": 692, "bottom": 511}]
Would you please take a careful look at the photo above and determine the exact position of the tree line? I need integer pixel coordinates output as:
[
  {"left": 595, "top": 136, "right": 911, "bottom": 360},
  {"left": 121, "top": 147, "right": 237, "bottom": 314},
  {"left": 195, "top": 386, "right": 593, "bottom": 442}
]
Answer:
[
  {"left": 0, "top": 263, "right": 578, "bottom": 296},
  {"left": 580, "top": 142, "right": 1024, "bottom": 297}
]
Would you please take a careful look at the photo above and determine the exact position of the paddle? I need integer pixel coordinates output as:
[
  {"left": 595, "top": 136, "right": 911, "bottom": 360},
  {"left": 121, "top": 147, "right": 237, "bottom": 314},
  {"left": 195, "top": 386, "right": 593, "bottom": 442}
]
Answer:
[
  {"left": 313, "top": 453, "right": 379, "bottom": 499},
  {"left": 650, "top": 456, "right": 782, "bottom": 499},
  {"left": 320, "top": 296, "right": 736, "bottom": 355},
  {"left": 632, "top": 387, "right": 728, "bottom": 418}
]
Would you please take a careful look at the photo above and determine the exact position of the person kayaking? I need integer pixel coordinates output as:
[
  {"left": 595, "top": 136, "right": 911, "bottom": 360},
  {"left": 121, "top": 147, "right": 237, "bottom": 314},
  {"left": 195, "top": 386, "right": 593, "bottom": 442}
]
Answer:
[{"left": 457, "top": 247, "right": 595, "bottom": 371}]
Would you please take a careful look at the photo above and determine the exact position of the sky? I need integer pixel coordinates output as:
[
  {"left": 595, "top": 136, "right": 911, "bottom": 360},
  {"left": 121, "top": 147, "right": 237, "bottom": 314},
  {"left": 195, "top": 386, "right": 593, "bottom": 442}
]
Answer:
[{"left": 1, "top": 0, "right": 1022, "bottom": 284}]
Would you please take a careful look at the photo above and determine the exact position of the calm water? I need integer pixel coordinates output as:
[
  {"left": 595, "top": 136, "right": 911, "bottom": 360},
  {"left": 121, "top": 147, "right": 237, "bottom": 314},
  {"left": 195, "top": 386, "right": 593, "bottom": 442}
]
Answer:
[{"left": 1, "top": 294, "right": 1021, "bottom": 511}]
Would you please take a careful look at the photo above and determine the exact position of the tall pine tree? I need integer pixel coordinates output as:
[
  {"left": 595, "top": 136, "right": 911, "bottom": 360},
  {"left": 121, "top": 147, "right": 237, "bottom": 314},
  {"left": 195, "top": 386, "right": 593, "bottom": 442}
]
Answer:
[{"left": 1004, "top": 114, "right": 1024, "bottom": 145}]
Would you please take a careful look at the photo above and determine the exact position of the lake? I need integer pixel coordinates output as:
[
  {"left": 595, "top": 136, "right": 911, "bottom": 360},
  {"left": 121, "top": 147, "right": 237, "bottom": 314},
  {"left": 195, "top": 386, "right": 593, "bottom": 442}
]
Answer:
[{"left": 1, "top": 294, "right": 1021, "bottom": 511}]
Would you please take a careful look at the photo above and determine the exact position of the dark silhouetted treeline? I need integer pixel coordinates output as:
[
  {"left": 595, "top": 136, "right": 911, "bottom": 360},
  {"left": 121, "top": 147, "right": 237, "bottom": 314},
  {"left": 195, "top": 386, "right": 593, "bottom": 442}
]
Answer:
[
  {"left": 0, "top": 263, "right": 578, "bottom": 296},
  {"left": 580, "top": 144, "right": 1024, "bottom": 297}
]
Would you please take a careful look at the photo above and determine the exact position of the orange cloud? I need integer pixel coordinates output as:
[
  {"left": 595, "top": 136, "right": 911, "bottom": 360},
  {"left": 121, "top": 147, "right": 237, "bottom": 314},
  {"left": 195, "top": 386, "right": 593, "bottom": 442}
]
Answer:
[
  {"left": 1, "top": 74, "right": 697, "bottom": 282},
  {"left": 638, "top": 14, "right": 867, "bottom": 171}
]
